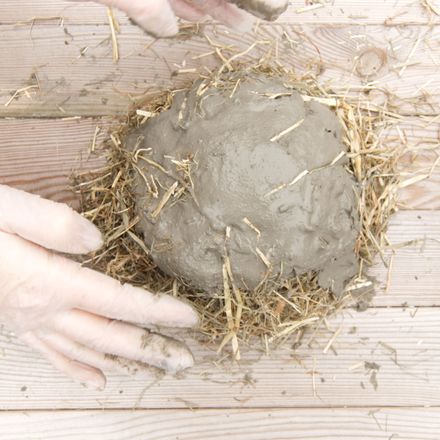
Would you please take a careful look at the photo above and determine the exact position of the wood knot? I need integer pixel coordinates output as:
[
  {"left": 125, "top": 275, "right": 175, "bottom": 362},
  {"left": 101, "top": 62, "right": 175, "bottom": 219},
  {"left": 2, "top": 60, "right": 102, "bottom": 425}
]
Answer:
[{"left": 356, "top": 48, "right": 387, "bottom": 77}]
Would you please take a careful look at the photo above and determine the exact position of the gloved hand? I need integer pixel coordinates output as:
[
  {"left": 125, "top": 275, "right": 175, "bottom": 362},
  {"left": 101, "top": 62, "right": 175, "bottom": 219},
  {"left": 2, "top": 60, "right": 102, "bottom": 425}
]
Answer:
[
  {"left": 88, "top": 0, "right": 289, "bottom": 37},
  {"left": 0, "top": 184, "right": 198, "bottom": 389}
]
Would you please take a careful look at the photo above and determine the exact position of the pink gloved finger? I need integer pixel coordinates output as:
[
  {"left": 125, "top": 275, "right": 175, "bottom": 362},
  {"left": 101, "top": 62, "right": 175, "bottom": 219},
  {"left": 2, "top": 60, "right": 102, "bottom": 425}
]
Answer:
[
  {"left": 0, "top": 231, "right": 198, "bottom": 331},
  {"left": 169, "top": 0, "right": 206, "bottom": 20},
  {"left": 93, "top": 0, "right": 179, "bottom": 36},
  {"left": 37, "top": 330, "right": 160, "bottom": 377},
  {"left": 183, "top": 0, "right": 254, "bottom": 30},
  {"left": 50, "top": 309, "right": 194, "bottom": 373},
  {"left": 20, "top": 332, "right": 106, "bottom": 389},
  {"left": 54, "top": 257, "right": 199, "bottom": 328},
  {"left": 0, "top": 185, "right": 103, "bottom": 254},
  {"left": 226, "top": 0, "right": 288, "bottom": 20}
]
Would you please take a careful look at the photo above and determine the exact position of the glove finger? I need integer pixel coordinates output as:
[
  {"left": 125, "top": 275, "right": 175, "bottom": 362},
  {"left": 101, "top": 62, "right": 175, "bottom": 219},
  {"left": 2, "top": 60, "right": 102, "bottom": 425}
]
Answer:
[
  {"left": 226, "top": 0, "right": 288, "bottom": 20},
  {"left": 0, "top": 185, "right": 102, "bottom": 254},
  {"left": 55, "top": 257, "right": 198, "bottom": 328},
  {"left": 169, "top": 0, "right": 206, "bottom": 20},
  {"left": 20, "top": 331, "right": 106, "bottom": 389},
  {"left": 37, "top": 330, "right": 162, "bottom": 378},
  {"left": 95, "top": 0, "right": 179, "bottom": 37},
  {"left": 184, "top": 0, "right": 254, "bottom": 30},
  {"left": 50, "top": 309, "right": 194, "bottom": 373}
]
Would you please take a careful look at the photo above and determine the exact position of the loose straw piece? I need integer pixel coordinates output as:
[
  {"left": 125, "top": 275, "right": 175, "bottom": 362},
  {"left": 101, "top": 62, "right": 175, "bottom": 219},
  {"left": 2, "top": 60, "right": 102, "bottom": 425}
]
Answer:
[
  {"left": 136, "top": 110, "right": 154, "bottom": 118},
  {"left": 225, "top": 257, "right": 244, "bottom": 344},
  {"left": 399, "top": 35, "right": 422, "bottom": 76},
  {"left": 270, "top": 317, "right": 319, "bottom": 341},
  {"left": 136, "top": 110, "right": 155, "bottom": 124},
  {"left": 323, "top": 326, "right": 343, "bottom": 354},
  {"left": 219, "top": 263, "right": 240, "bottom": 360},
  {"left": 301, "top": 95, "right": 338, "bottom": 106},
  {"left": 270, "top": 118, "right": 305, "bottom": 142},
  {"left": 243, "top": 217, "right": 261, "bottom": 238},
  {"left": 330, "top": 151, "right": 346, "bottom": 166},
  {"left": 256, "top": 247, "right": 272, "bottom": 269},
  {"left": 217, "top": 42, "right": 258, "bottom": 76},
  {"left": 107, "top": 7, "right": 119, "bottom": 63},
  {"left": 177, "top": 68, "right": 198, "bottom": 74},
  {"left": 265, "top": 169, "right": 309, "bottom": 197},
  {"left": 273, "top": 290, "right": 302, "bottom": 314},
  {"left": 137, "top": 155, "right": 171, "bottom": 176},
  {"left": 151, "top": 181, "right": 178, "bottom": 218},
  {"left": 91, "top": 126, "right": 101, "bottom": 153},
  {"left": 288, "top": 169, "right": 310, "bottom": 186},
  {"left": 399, "top": 174, "right": 429, "bottom": 188},
  {"left": 385, "top": 253, "right": 395, "bottom": 294},
  {"left": 266, "top": 151, "right": 347, "bottom": 197},
  {"left": 423, "top": 0, "right": 440, "bottom": 15},
  {"left": 4, "top": 85, "right": 39, "bottom": 107}
]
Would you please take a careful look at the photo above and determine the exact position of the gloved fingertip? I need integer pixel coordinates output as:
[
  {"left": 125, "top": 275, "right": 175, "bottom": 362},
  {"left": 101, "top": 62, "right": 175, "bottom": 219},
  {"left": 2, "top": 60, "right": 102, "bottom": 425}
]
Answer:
[
  {"left": 159, "top": 21, "right": 180, "bottom": 38},
  {"left": 139, "top": 332, "right": 195, "bottom": 374},
  {"left": 133, "top": 19, "right": 179, "bottom": 38},
  {"left": 78, "top": 220, "right": 104, "bottom": 253},
  {"left": 90, "top": 376, "right": 107, "bottom": 391},
  {"left": 42, "top": 202, "right": 104, "bottom": 254},
  {"left": 229, "top": 10, "right": 255, "bottom": 32},
  {"left": 157, "top": 296, "right": 200, "bottom": 329},
  {"left": 180, "top": 349, "right": 195, "bottom": 371},
  {"left": 69, "top": 359, "right": 106, "bottom": 390},
  {"left": 227, "top": 0, "right": 289, "bottom": 21},
  {"left": 177, "top": 303, "right": 200, "bottom": 329},
  {"left": 131, "top": 3, "right": 179, "bottom": 38},
  {"left": 167, "top": 347, "right": 195, "bottom": 374},
  {"left": 81, "top": 371, "right": 107, "bottom": 391}
]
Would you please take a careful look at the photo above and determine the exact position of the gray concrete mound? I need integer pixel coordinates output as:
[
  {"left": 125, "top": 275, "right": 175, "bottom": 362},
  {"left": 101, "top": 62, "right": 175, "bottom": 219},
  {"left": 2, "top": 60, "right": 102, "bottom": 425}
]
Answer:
[{"left": 126, "top": 76, "right": 360, "bottom": 294}]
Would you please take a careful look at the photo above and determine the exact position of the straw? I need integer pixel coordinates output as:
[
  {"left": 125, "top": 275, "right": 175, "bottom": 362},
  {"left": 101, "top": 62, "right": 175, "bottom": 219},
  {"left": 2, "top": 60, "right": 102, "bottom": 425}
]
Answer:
[{"left": 73, "top": 37, "right": 407, "bottom": 359}]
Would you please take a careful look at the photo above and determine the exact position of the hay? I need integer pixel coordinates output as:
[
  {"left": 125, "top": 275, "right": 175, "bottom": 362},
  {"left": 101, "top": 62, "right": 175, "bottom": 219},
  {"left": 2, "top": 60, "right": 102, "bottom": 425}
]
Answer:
[
  {"left": 107, "top": 7, "right": 120, "bottom": 63},
  {"left": 73, "top": 38, "right": 404, "bottom": 359}
]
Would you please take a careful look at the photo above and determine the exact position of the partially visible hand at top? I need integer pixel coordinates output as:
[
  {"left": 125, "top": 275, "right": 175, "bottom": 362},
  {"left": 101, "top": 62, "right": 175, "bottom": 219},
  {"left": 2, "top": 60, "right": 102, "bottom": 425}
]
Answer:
[
  {"left": 0, "top": 184, "right": 198, "bottom": 389},
  {"left": 88, "top": 0, "right": 289, "bottom": 37}
]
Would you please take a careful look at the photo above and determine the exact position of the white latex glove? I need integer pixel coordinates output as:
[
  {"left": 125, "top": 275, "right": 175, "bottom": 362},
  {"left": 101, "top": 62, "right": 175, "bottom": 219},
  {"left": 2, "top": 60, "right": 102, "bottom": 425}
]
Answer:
[
  {"left": 0, "top": 184, "right": 198, "bottom": 389},
  {"left": 87, "top": 0, "right": 289, "bottom": 36}
]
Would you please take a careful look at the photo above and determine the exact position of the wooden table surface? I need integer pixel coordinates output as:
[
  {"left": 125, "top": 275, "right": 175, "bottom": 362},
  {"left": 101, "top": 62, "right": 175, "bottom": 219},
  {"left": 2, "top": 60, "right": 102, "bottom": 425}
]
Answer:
[{"left": 0, "top": 1, "right": 439, "bottom": 438}]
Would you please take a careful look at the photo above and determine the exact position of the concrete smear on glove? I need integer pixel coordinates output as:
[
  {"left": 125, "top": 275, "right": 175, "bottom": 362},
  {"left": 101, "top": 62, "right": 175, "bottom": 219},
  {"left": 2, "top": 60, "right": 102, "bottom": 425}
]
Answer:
[
  {"left": 228, "top": 0, "right": 289, "bottom": 21},
  {"left": 126, "top": 77, "right": 360, "bottom": 295}
]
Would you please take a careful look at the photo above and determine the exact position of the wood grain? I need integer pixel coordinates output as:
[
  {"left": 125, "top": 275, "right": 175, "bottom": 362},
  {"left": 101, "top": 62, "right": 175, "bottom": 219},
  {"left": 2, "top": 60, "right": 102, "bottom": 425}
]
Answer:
[
  {"left": 0, "top": 118, "right": 106, "bottom": 207},
  {"left": 2, "top": 0, "right": 439, "bottom": 25},
  {"left": 0, "top": 0, "right": 439, "bottom": 428},
  {"left": 0, "top": 117, "right": 439, "bottom": 306},
  {"left": 1, "top": 116, "right": 438, "bottom": 209},
  {"left": 1, "top": 408, "right": 439, "bottom": 440},
  {"left": 370, "top": 210, "right": 440, "bottom": 307},
  {"left": 0, "top": 23, "right": 439, "bottom": 117},
  {"left": 0, "top": 306, "right": 439, "bottom": 409}
]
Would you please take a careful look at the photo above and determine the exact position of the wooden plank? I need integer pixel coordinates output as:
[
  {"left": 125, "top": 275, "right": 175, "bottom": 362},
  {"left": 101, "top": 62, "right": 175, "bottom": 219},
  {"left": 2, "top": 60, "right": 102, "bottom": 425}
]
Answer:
[
  {"left": 400, "top": 173, "right": 440, "bottom": 209},
  {"left": 1, "top": 116, "right": 438, "bottom": 209},
  {"left": 0, "top": 306, "right": 439, "bottom": 409},
  {"left": 1, "top": 408, "right": 439, "bottom": 440},
  {"left": 0, "top": 117, "right": 439, "bottom": 305},
  {"left": 0, "top": 118, "right": 106, "bottom": 208},
  {"left": 2, "top": 0, "right": 439, "bottom": 25},
  {"left": 371, "top": 210, "right": 440, "bottom": 307},
  {"left": 0, "top": 23, "right": 439, "bottom": 117},
  {"left": 394, "top": 118, "right": 440, "bottom": 210}
]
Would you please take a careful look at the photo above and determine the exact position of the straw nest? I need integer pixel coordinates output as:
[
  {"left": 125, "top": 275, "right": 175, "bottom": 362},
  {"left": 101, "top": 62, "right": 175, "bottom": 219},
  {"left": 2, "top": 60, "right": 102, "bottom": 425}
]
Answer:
[{"left": 74, "top": 37, "right": 404, "bottom": 360}]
